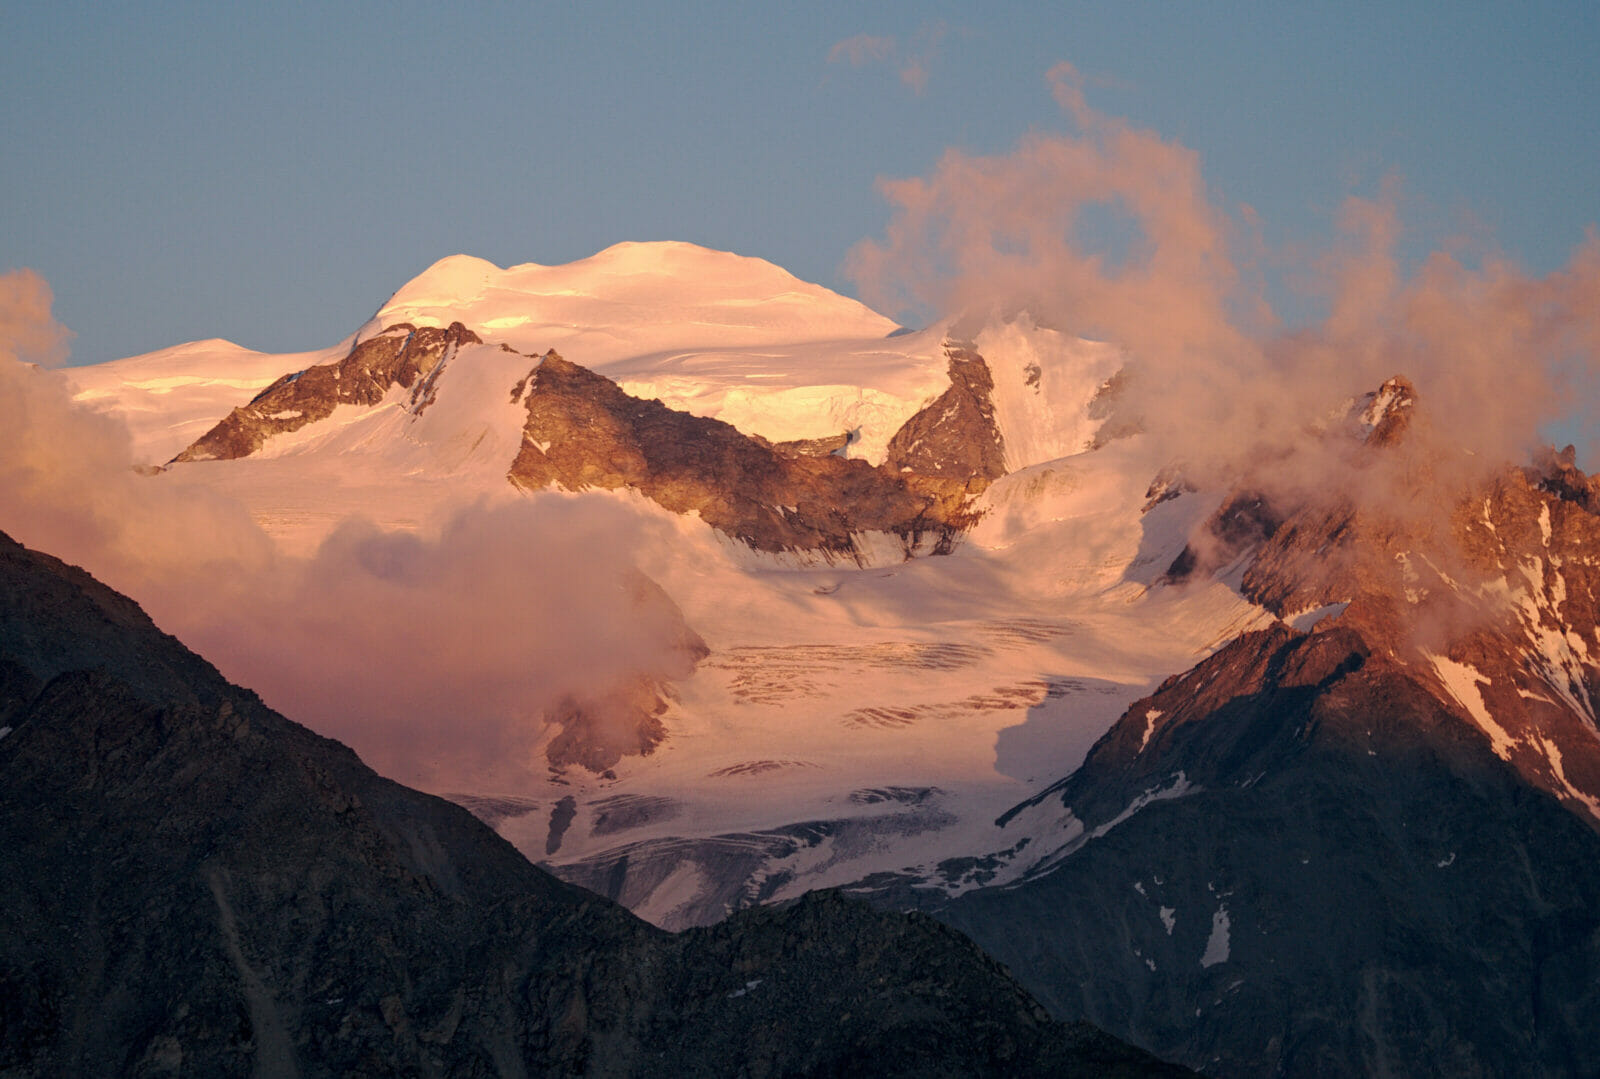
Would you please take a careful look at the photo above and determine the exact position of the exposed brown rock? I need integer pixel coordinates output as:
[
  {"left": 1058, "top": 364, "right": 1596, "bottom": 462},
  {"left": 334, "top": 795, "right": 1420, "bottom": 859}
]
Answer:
[
  {"left": 883, "top": 344, "right": 1007, "bottom": 481},
  {"left": 537, "top": 566, "right": 707, "bottom": 768},
  {"left": 542, "top": 572, "right": 709, "bottom": 775},
  {"left": 172, "top": 321, "right": 482, "bottom": 462},
  {"left": 1353, "top": 374, "right": 1417, "bottom": 447},
  {"left": 544, "top": 681, "right": 671, "bottom": 775},
  {"left": 1164, "top": 375, "right": 1600, "bottom": 825},
  {"left": 914, "top": 397, "right": 1600, "bottom": 1074},
  {"left": 951, "top": 606, "right": 1600, "bottom": 1078},
  {"left": 1087, "top": 369, "right": 1143, "bottom": 449},
  {"left": 507, "top": 350, "right": 992, "bottom": 561},
  {"left": 1530, "top": 442, "right": 1600, "bottom": 513},
  {"left": 1161, "top": 488, "right": 1284, "bottom": 585}
]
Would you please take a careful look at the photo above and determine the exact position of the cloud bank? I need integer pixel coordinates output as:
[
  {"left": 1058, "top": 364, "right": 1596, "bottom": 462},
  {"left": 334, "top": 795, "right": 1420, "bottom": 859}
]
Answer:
[{"left": 0, "top": 273, "right": 701, "bottom": 794}]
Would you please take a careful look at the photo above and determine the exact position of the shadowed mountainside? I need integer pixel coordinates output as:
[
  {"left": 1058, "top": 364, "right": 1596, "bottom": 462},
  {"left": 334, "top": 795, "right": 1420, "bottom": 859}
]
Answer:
[{"left": 0, "top": 530, "right": 1188, "bottom": 1077}]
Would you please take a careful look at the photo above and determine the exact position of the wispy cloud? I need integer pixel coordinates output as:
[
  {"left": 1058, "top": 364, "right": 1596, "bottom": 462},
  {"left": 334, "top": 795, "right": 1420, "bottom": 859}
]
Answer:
[
  {"left": 826, "top": 22, "right": 950, "bottom": 96},
  {"left": 826, "top": 33, "right": 894, "bottom": 68}
]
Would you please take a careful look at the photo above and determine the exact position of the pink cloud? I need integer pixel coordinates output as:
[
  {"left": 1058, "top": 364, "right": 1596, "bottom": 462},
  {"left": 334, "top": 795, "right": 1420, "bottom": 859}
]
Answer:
[
  {"left": 847, "top": 61, "right": 1600, "bottom": 503},
  {"left": 827, "top": 23, "right": 951, "bottom": 96},
  {"left": 827, "top": 33, "right": 894, "bottom": 67},
  {"left": 0, "top": 269, "right": 73, "bottom": 369},
  {"left": 0, "top": 282, "right": 704, "bottom": 795}
]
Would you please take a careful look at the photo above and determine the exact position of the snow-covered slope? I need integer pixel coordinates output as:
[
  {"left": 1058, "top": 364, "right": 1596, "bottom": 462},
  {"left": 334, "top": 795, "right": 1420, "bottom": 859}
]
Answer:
[
  {"left": 366, "top": 243, "right": 945, "bottom": 464},
  {"left": 67, "top": 338, "right": 338, "bottom": 466},
  {"left": 63, "top": 242, "right": 1265, "bottom": 929},
  {"left": 72, "top": 244, "right": 1118, "bottom": 475}
]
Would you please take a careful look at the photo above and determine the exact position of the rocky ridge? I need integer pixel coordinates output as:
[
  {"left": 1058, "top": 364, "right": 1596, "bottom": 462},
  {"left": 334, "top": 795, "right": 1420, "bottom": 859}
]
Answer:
[
  {"left": 173, "top": 322, "right": 482, "bottom": 462},
  {"left": 861, "top": 378, "right": 1600, "bottom": 1076},
  {"left": 0, "top": 529, "right": 1189, "bottom": 1077},
  {"left": 883, "top": 344, "right": 1007, "bottom": 482},
  {"left": 173, "top": 325, "right": 1011, "bottom": 562},
  {"left": 929, "top": 616, "right": 1600, "bottom": 1077},
  {"left": 507, "top": 344, "right": 1000, "bottom": 561}
]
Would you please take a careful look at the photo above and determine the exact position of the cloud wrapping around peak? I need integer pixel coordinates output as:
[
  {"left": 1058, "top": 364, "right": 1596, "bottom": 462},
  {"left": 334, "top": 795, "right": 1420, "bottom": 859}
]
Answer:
[
  {"left": 848, "top": 63, "right": 1600, "bottom": 500},
  {"left": 187, "top": 498, "right": 701, "bottom": 792}
]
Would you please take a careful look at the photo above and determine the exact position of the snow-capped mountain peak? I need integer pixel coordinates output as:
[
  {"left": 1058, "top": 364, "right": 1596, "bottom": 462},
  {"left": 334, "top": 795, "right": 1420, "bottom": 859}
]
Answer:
[
  {"left": 44, "top": 244, "right": 1600, "bottom": 1075},
  {"left": 366, "top": 241, "right": 898, "bottom": 355}
]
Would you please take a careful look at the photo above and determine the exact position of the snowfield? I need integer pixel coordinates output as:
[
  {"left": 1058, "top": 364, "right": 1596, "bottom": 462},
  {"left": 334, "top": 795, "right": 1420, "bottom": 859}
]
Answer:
[{"left": 67, "top": 242, "right": 1272, "bottom": 927}]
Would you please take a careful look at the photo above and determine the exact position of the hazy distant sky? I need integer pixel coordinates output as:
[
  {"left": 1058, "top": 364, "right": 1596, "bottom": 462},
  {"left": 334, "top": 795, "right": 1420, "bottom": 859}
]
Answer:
[{"left": 3, "top": 2, "right": 1596, "bottom": 367}]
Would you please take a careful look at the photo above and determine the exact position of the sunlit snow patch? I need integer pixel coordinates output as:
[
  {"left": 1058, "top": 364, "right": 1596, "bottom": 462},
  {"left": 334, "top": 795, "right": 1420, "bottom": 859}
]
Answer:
[
  {"left": 1538, "top": 734, "right": 1600, "bottom": 820},
  {"left": 1425, "top": 652, "right": 1515, "bottom": 760},
  {"left": 1139, "top": 709, "right": 1163, "bottom": 751}
]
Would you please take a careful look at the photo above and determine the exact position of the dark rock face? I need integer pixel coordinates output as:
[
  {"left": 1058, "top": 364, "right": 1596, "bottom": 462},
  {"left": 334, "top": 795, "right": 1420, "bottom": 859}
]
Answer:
[
  {"left": 929, "top": 618, "right": 1600, "bottom": 1077},
  {"left": 170, "top": 322, "right": 1007, "bottom": 559},
  {"left": 1354, "top": 374, "right": 1417, "bottom": 448},
  {"left": 1230, "top": 453, "right": 1600, "bottom": 820},
  {"left": 666, "top": 892, "right": 1197, "bottom": 1079},
  {"left": 507, "top": 351, "right": 991, "bottom": 561},
  {"left": 1161, "top": 374, "right": 1417, "bottom": 587},
  {"left": 1160, "top": 489, "right": 1282, "bottom": 585},
  {"left": 0, "top": 531, "right": 1187, "bottom": 1077},
  {"left": 874, "top": 383, "right": 1600, "bottom": 1076},
  {"left": 543, "top": 677, "right": 672, "bottom": 775},
  {"left": 883, "top": 345, "right": 1007, "bottom": 482},
  {"left": 173, "top": 322, "right": 482, "bottom": 462},
  {"left": 1532, "top": 443, "right": 1600, "bottom": 514}
]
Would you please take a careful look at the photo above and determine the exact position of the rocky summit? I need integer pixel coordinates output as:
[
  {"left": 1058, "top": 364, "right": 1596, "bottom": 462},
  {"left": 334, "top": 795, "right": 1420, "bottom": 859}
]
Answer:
[
  {"left": 863, "top": 383, "right": 1600, "bottom": 1077},
  {"left": 0, "top": 530, "right": 1187, "bottom": 1077}
]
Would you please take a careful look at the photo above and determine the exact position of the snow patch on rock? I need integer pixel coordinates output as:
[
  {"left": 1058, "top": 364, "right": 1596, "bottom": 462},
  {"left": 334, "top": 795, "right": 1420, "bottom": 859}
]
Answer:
[
  {"left": 1426, "top": 653, "right": 1515, "bottom": 760},
  {"left": 1200, "top": 904, "right": 1231, "bottom": 968}
]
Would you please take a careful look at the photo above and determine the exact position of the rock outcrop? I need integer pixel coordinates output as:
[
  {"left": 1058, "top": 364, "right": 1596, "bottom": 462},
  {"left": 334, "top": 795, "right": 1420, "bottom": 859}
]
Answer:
[
  {"left": 926, "top": 615, "right": 1600, "bottom": 1077},
  {"left": 864, "top": 378, "right": 1600, "bottom": 1076},
  {"left": 173, "top": 322, "right": 481, "bottom": 462},
  {"left": 541, "top": 570, "right": 708, "bottom": 776},
  {"left": 507, "top": 349, "right": 995, "bottom": 561},
  {"left": 0, "top": 530, "right": 1189, "bottom": 1077},
  {"left": 168, "top": 318, "right": 1011, "bottom": 561},
  {"left": 883, "top": 344, "right": 1007, "bottom": 482}
]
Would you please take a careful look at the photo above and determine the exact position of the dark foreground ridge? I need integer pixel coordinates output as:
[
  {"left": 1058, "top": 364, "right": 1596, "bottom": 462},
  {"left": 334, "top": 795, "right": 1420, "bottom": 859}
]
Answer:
[{"left": 0, "top": 531, "right": 1188, "bottom": 1077}]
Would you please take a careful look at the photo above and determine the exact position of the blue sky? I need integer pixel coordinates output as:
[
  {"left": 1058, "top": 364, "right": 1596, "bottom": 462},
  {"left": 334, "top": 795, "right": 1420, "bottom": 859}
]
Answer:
[{"left": 3, "top": 2, "right": 1597, "bottom": 367}]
